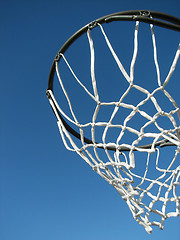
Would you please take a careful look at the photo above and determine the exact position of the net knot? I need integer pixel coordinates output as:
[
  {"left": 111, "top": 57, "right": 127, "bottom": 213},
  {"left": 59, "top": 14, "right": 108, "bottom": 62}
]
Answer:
[
  {"left": 160, "top": 85, "right": 164, "bottom": 90},
  {"left": 120, "top": 185, "right": 139, "bottom": 201}
]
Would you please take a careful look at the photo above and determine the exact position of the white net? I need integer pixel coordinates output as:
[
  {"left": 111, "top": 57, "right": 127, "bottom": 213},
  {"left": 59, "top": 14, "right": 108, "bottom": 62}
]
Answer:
[{"left": 47, "top": 21, "right": 180, "bottom": 233}]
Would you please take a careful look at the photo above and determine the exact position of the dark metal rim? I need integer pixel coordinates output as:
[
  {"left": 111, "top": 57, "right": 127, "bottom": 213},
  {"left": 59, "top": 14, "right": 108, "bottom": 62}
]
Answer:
[
  {"left": 47, "top": 10, "right": 180, "bottom": 152},
  {"left": 47, "top": 10, "right": 180, "bottom": 91}
]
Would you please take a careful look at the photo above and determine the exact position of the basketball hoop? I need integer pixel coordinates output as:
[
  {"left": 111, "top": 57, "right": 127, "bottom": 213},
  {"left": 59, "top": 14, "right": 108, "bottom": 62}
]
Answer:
[{"left": 47, "top": 10, "right": 180, "bottom": 233}]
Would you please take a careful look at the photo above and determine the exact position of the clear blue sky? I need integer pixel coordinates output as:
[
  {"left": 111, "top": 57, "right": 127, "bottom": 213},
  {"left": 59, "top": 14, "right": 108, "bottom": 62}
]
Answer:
[{"left": 0, "top": 0, "right": 180, "bottom": 239}]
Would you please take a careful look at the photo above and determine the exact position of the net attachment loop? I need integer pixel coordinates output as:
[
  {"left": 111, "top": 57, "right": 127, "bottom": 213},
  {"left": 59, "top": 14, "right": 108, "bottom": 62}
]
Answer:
[
  {"left": 88, "top": 21, "right": 98, "bottom": 30},
  {"left": 139, "top": 10, "right": 151, "bottom": 17}
]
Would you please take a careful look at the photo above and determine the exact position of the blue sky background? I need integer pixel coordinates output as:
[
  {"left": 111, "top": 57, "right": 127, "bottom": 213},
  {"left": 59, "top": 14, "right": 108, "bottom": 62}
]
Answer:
[{"left": 0, "top": 0, "right": 180, "bottom": 239}]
